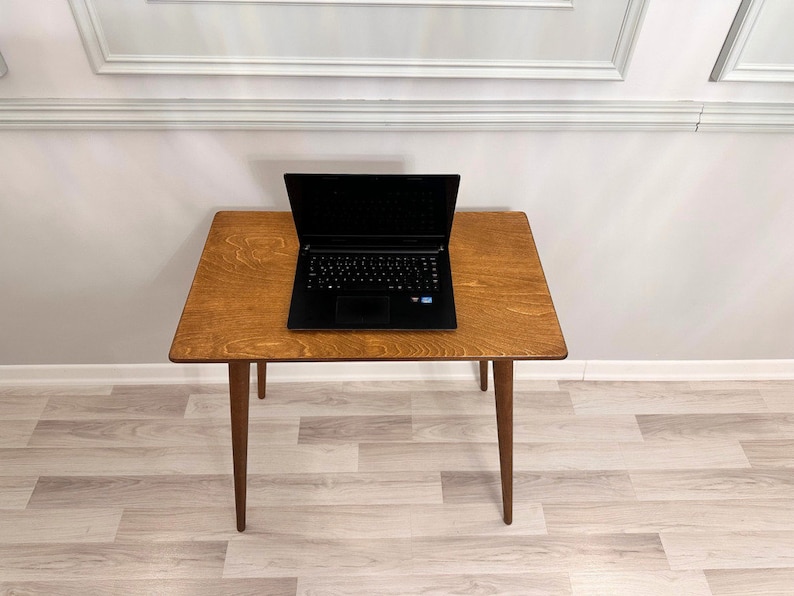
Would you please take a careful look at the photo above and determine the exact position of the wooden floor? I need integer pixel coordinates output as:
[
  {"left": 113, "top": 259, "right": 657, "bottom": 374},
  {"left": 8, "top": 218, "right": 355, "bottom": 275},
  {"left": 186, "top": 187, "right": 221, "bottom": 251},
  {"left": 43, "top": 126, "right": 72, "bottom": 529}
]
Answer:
[{"left": 1, "top": 377, "right": 794, "bottom": 595}]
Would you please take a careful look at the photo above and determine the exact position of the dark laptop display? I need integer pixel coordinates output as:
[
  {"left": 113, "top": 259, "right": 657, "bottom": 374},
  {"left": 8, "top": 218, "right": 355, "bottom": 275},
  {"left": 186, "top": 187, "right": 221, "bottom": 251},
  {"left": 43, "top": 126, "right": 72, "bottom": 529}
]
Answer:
[{"left": 285, "top": 173, "right": 459, "bottom": 330}]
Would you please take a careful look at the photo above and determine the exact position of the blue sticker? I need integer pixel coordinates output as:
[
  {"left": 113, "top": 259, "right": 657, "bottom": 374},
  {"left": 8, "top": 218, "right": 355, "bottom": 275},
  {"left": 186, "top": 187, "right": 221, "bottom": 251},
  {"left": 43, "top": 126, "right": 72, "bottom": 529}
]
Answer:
[{"left": 420, "top": 296, "right": 433, "bottom": 304}]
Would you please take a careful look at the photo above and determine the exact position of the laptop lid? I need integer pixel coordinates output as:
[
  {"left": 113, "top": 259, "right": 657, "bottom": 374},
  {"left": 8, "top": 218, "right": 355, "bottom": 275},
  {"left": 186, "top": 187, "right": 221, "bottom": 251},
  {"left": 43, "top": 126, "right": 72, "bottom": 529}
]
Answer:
[{"left": 285, "top": 173, "right": 460, "bottom": 249}]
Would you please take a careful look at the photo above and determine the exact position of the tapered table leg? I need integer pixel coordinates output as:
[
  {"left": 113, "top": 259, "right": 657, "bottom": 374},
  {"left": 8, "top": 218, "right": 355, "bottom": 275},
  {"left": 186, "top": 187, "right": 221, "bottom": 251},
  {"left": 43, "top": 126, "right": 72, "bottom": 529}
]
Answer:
[
  {"left": 257, "top": 361, "right": 267, "bottom": 400},
  {"left": 229, "top": 361, "right": 250, "bottom": 532},
  {"left": 493, "top": 359, "right": 513, "bottom": 525},
  {"left": 479, "top": 360, "right": 489, "bottom": 392}
]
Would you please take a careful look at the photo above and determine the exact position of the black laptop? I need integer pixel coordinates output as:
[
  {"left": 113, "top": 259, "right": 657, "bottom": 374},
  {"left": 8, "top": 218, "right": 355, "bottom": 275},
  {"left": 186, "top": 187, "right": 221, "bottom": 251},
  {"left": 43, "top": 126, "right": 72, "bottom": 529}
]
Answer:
[{"left": 285, "top": 173, "right": 460, "bottom": 330}]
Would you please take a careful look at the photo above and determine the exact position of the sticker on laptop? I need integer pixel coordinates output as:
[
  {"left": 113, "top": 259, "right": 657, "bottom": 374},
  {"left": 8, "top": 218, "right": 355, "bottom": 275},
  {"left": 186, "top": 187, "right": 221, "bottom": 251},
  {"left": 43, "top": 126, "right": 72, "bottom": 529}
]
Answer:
[{"left": 420, "top": 296, "right": 433, "bottom": 304}]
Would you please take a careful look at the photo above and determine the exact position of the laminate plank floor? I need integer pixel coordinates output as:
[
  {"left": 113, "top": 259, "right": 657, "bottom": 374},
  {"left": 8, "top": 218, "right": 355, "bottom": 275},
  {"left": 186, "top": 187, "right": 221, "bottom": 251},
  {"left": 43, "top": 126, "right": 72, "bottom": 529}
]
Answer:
[{"left": 2, "top": 378, "right": 794, "bottom": 595}]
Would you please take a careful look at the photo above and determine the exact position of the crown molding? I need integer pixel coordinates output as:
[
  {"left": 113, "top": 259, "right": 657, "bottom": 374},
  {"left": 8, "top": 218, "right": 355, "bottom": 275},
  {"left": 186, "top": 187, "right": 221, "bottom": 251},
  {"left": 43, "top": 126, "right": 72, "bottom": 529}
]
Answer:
[{"left": 0, "top": 99, "right": 702, "bottom": 130}]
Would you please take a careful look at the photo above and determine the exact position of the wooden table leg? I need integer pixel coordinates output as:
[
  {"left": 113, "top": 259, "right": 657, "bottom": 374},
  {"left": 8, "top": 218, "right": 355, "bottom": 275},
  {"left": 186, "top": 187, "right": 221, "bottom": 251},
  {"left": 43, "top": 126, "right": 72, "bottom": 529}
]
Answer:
[
  {"left": 479, "top": 360, "right": 489, "bottom": 392},
  {"left": 493, "top": 359, "right": 513, "bottom": 525},
  {"left": 229, "top": 361, "right": 250, "bottom": 532},
  {"left": 256, "top": 361, "right": 267, "bottom": 400}
]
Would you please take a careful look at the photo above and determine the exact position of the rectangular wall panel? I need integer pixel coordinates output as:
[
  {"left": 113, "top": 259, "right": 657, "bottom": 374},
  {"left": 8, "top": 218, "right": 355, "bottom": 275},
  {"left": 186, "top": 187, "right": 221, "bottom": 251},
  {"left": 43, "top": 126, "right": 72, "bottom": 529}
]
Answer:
[{"left": 69, "top": 0, "right": 647, "bottom": 78}]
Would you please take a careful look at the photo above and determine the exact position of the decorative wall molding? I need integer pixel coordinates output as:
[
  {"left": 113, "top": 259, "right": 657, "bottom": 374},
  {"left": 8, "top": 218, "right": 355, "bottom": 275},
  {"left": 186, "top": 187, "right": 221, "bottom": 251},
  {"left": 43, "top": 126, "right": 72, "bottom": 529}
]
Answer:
[
  {"left": 699, "top": 102, "right": 794, "bottom": 132},
  {"left": 0, "top": 99, "right": 704, "bottom": 130},
  {"left": 149, "top": 0, "right": 573, "bottom": 9},
  {"left": 2, "top": 360, "right": 793, "bottom": 386},
  {"left": 4, "top": 98, "right": 794, "bottom": 132},
  {"left": 712, "top": 0, "right": 760, "bottom": 81},
  {"left": 610, "top": 0, "right": 647, "bottom": 80},
  {"left": 68, "top": 0, "right": 648, "bottom": 79},
  {"left": 712, "top": 0, "right": 794, "bottom": 82}
]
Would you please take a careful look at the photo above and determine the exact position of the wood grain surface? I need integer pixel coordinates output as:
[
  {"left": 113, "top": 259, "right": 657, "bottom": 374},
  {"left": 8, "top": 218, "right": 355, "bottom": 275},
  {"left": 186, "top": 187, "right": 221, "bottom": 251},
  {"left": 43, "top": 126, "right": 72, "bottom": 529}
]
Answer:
[{"left": 169, "top": 211, "right": 567, "bottom": 363}]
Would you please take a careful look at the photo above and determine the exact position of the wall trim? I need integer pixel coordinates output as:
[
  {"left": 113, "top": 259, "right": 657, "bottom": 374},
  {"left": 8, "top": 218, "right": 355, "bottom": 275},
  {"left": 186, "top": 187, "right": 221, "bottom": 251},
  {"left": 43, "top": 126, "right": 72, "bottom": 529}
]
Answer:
[
  {"left": 611, "top": 0, "right": 648, "bottom": 80},
  {"left": 69, "top": 0, "right": 642, "bottom": 79},
  {"left": 711, "top": 0, "right": 760, "bottom": 82},
  {"left": 149, "top": 0, "right": 574, "bottom": 10},
  {"left": 76, "top": 58, "right": 632, "bottom": 82},
  {"left": 2, "top": 360, "right": 793, "bottom": 386},
  {"left": 3, "top": 98, "right": 794, "bottom": 132},
  {"left": 711, "top": 0, "right": 794, "bottom": 83},
  {"left": 0, "top": 98, "right": 707, "bottom": 131},
  {"left": 582, "top": 360, "right": 794, "bottom": 381},
  {"left": 698, "top": 102, "right": 794, "bottom": 132}
]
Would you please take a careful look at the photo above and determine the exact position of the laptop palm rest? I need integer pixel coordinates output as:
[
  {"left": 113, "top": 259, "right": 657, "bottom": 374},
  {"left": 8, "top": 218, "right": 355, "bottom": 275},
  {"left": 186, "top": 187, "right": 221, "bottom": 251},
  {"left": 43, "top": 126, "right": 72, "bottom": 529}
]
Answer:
[{"left": 336, "top": 296, "right": 390, "bottom": 325}]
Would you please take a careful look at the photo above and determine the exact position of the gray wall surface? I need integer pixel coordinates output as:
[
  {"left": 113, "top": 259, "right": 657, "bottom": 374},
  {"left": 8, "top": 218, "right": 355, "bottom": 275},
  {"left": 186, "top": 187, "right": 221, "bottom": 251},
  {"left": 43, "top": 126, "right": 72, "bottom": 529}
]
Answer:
[{"left": 1, "top": 0, "right": 793, "bottom": 366}]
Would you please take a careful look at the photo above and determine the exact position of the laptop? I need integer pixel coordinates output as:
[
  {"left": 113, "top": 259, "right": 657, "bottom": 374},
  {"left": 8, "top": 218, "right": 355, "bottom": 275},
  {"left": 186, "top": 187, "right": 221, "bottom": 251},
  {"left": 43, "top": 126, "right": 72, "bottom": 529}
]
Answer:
[{"left": 285, "top": 173, "right": 460, "bottom": 330}]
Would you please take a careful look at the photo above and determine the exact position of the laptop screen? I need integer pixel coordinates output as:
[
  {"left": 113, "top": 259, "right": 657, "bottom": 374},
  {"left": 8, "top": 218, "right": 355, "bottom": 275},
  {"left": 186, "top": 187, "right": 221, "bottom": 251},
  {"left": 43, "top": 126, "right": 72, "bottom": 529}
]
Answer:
[{"left": 285, "top": 174, "right": 459, "bottom": 243}]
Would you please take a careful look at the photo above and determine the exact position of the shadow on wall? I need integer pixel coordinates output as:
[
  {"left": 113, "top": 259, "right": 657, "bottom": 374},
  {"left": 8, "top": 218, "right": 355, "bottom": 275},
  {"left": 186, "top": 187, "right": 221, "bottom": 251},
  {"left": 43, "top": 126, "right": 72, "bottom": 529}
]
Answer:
[
  {"left": 248, "top": 156, "right": 410, "bottom": 210},
  {"left": 116, "top": 209, "right": 222, "bottom": 363},
  {"left": 245, "top": 157, "right": 503, "bottom": 212},
  {"left": 148, "top": 158, "right": 409, "bottom": 361},
  {"left": 159, "top": 159, "right": 407, "bottom": 294}
]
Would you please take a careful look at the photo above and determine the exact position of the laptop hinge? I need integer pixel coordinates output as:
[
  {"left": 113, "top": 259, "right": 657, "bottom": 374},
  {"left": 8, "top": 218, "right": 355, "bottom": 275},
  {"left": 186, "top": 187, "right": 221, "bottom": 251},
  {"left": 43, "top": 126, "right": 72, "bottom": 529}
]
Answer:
[{"left": 303, "top": 244, "right": 443, "bottom": 255}]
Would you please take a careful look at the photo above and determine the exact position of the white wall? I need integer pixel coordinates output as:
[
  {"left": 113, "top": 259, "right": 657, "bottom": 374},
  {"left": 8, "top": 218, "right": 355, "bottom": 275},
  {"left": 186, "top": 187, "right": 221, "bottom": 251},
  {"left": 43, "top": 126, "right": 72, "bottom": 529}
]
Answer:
[{"left": 1, "top": 0, "right": 794, "bottom": 367}]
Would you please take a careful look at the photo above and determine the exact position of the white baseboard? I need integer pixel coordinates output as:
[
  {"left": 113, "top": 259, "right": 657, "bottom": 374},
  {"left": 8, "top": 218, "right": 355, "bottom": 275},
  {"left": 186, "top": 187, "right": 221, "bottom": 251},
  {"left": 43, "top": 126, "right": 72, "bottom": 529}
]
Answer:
[
  {"left": 1, "top": 360, "right": 793, "bottom": 386},
  {"left": 583, "top": 359, "right": 794, "bottom": 381},
  {"left": 0, "top": 361, "right": 582, "bottom": 386}
]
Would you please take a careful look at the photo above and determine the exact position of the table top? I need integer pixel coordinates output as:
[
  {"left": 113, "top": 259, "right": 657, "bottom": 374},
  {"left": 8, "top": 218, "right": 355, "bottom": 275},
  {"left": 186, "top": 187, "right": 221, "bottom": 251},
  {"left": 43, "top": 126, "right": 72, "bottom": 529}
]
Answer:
[{"left": 169, "top": 210, "right": 567, "bottom": 363}]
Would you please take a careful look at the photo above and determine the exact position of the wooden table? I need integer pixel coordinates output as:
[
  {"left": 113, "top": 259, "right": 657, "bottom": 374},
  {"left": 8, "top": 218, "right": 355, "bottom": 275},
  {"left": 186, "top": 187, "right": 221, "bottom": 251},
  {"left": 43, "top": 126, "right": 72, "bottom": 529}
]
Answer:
[{"left": 170, "top": 211, "right": 567, "bottom": 531}]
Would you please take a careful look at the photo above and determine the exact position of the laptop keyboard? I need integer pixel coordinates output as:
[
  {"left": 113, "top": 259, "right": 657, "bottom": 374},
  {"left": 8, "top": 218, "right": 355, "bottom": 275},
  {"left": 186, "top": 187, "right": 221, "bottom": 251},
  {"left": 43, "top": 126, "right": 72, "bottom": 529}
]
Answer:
[{"left": 307, "top": 254, "right": 440, "bottom": 292}]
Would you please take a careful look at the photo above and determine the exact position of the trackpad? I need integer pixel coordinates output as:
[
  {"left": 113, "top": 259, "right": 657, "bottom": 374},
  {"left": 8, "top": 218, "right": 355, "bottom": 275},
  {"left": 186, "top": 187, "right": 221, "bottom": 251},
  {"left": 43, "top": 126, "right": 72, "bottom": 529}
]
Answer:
[{"left": 336, "top": 296, "right": 390, "bottom": 325}]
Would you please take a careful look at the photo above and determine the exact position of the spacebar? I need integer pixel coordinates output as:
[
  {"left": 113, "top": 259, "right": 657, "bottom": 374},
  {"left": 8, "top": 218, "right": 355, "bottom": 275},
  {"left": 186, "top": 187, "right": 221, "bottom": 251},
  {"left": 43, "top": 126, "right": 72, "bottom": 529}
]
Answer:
[{"left": 342, "top": 282, "right": 391, "bottom": 291}]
